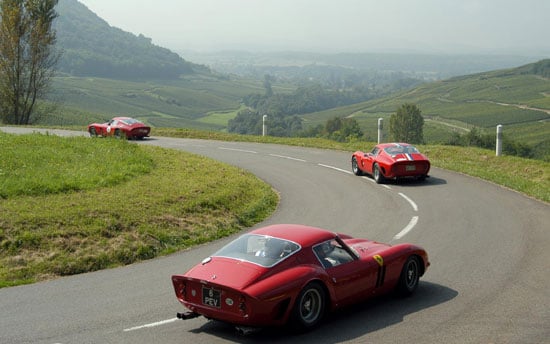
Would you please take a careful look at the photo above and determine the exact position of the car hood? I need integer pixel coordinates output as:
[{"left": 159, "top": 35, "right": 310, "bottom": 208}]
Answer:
[
  {"left": 346, "top": 240, "right": 391, "bottom": 259},
  {"left": 184, "top": 257, "right": 265, "bottom": 290}
]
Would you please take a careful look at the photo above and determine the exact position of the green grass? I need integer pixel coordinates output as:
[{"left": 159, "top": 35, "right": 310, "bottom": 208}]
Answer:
[
  {"left": 0, "top": 133, "right": 153, "bottom": 198},
  {"left": 0, "top": 132, "right": 277, "bottom": 288}
]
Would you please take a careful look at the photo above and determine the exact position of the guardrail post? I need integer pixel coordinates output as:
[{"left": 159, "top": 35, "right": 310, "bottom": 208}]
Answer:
[
  {"left": 378, "top": 118, "right": 383, "bottom": 144},
  {"left": 496, "top": 124, "right": 503, "bottom": 156},
  {"left": 262, "top": 115, "right": 267, "bottom": 136}
]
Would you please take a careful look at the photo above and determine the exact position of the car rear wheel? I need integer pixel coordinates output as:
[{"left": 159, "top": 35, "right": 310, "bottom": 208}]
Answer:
[
  {"left": 373, "top": 163, "right": 385, "bottom": 184},
  {"left": 396, "top": 256, "right": 420, "bottom": 297},
  {"left": 352, "top": 157, "right": 362, "bottom": 176},
  {"left": 114, "top": 129, "right": 125, "bottom": 139},
  {"left": 290, "top": 282, "right": 326, "bottom": 331},
  {"left": 89, "top": 127, "right": 97, "bottom": 137}
]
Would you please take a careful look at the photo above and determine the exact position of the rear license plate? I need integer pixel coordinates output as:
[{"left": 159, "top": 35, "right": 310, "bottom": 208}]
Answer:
[
  {"left": 406, "top": 165, "right": 416, "bottom": 171},
  {"left": 202, "top": 287, "right": 221, "bottom": 308}
]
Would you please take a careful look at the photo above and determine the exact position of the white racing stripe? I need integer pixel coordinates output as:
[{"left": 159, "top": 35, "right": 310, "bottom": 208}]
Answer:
[
  {"left": 123, "top": 318, "right": 179, "bottom": 332},
  {"left": 393, "top": 216, "right": 419, "bottom": 240}
]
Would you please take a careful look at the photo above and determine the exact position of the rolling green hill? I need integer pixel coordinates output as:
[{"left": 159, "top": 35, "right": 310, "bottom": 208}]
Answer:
[
  {"left": 302, "top": 59, "right": 550, "bottom": 150},
  {"left": 47, "top": 74, "right": 268, "bottom": 130}
]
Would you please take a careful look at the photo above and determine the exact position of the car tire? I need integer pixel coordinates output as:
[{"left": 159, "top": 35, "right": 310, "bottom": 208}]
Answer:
[
  {"left": 89, "top": 127, "right": 97, "bottom": 137},
  {"left": 114, "top": 129, "right": 125, "bottom": 139},
  {"left": 352, "top": 157, "right": 362, "bottom": 176},
  {"left": 373, "top": 163, "right": 385, "bottom": 184},
  {"left": 396, "top": 256, "right": 420, "bottom": 297},
  {"left": 290, "top": 282, "right": 326, "bottom": 332}
]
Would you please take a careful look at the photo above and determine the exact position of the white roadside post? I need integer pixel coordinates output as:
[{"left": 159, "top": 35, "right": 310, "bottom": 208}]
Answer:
[
  {"left": 262, "top": 115, "right": 267, "bottom": 136},
  {"left": 496, "top": 124, "right": 503, "bottom": 156},
  {"left": 378, "top": 118, "right": 383, "bottom": 144}
]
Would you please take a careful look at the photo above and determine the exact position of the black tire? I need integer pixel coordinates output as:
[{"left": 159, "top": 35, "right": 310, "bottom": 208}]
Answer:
[
  {"left": 352, "top": 157, "right": 362, "bottom": 176},
  {"left": 290, "top": 282, "right": 326, "bottom": 332},
  {"left": 396, "top": 256, "right": 420, "bottom": 297},
  {"left": 89, "top": 127, "right": 97, "bottom": 137},
  {"left": 114, "top": 129, "right": 125, "bottom": 139},
  {"left": 373, "top": 163, "right": 385, "bottom": 184}
]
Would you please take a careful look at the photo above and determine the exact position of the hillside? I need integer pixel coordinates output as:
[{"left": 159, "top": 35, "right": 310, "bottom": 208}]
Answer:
[
  {"left": 302, "top": 59, "right": 550, "bottom": 157},
  {"left": 54, "top": 0, "right": 206, "bottom": 79},
  {"left": 48, "top": 75, "right": 269, "bottom": 130}
]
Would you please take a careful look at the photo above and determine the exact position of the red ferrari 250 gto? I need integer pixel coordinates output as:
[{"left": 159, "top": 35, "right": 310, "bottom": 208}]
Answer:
[
  {"left": 87, "top": 117, "right": 150, "bottom": 140},
  {"left": 352, "top": 142, "right": 430, "bottom": 183},
  {"left": 171, "top": 224, "right": 429, "bottom": 332}
]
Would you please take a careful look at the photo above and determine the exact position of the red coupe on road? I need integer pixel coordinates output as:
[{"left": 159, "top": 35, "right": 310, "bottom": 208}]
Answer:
[
  {"left": 352, "top": 143, "right": 430, "bottom": 183},
  {"left": 87, "top": 117, "right": 150, "bottom": 139},
  {"left": 171, "top": 224, "right": 429, "bottom": 332}
]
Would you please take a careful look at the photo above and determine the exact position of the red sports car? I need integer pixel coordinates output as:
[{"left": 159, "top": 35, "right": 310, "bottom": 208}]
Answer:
[
  {"left": 352, "top": 143, "right": 430, "bottom": 183},
  {"left": 87, "top": 117, "right": 150, "bottom": 139},
  {"left": 171, "top": 224, "right": 429, "bottom": 332}
]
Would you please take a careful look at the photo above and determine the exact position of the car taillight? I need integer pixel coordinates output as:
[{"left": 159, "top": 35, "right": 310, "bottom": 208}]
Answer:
[
  {"left": 172, "top": 277, "right": 186, "bottom": 299},
  {"left": 238, "top": 295, "right": 247, "bottom": 315}
]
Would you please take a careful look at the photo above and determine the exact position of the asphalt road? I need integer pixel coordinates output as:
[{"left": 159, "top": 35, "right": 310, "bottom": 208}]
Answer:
[{"left": 1, "top": 129, "right": 549, "bottom": 344}]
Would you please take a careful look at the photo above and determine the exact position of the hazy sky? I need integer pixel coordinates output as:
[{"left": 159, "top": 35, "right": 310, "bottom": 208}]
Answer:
[{"left": 78, "top": 0, "right": 550, "bottom": 55}]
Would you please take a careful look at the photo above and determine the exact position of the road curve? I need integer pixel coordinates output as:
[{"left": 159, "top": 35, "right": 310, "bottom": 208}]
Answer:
[{"left": 1, "top": 130, "right": 549, "bottom": 344}]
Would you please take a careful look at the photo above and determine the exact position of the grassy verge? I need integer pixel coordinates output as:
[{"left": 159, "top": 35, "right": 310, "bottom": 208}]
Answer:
[{"left": 0, "top": 133, "right": 277, "bottom": 288}]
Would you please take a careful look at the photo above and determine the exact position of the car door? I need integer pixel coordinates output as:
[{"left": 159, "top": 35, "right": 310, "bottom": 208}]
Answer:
[
  {"left": 313, "top": 240, "right": 378, "bottom": 305},
  {"left": 360, "top": 147, "right": 379, "bottom": 174}
]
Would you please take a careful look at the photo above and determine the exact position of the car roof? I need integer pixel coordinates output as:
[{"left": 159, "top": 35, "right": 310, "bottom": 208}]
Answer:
[
  {"left": 377, "top": 142, "right": 413, "bottom": 148},
  {"left": 250, "top": 224, "right": 338, "bottom": 248}
]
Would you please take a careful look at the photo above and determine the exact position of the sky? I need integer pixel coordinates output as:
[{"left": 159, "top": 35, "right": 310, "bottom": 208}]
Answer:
[{"left": 77, "top": 0, "right": 550, "bottom": 56}]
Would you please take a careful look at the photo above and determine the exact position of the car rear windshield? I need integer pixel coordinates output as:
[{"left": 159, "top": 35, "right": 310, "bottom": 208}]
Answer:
[
  {"left": 121, "top": 118, "right": 141, "bottom": 125},
  {"left": 213, "top": 234, "right": 300, "bottom": 267},
  {"left": 384, "top": 145, "right": 419, "bottom": 155}
]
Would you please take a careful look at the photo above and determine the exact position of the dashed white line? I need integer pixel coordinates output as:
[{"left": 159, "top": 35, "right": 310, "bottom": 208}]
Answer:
[
  {"left": 393, "top": 216, "right": 419, "bottom": 240},
  {"left": 218, "top": 147, "right": 257, "bottom": 154},
  {"left": 318, "top": 163, "right": 353, "bottom": 175},
  {"left": 398, "top": 192, "right": 418, "bottom": 212},
  {"left": 269, "top": 154, "right": 307, "bottom": 162},
  {"left": 123, "top": 318, "right": 179, "bottom": 332}
]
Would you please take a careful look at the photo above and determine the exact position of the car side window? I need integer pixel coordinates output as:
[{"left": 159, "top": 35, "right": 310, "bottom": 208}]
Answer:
[
  {"left": 313, "top": 240, "right": 355, "bottom": 269},
  {"left": 371, "top": 147, "right": 380, "bottom": 156}
]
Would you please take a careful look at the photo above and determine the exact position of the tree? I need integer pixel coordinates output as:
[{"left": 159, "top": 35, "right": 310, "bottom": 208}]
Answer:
[
  {"left": 389, "top": 103, "right": 424, "bottom": 143},
  {"left": 0, "top": 0, "right": 59, "bottom": 124},
  {"left": 323, "top": 116, "right": 363, "bottom": 142}
]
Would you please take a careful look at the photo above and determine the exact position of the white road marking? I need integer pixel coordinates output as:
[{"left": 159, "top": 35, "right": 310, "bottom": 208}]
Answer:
[
  {"left": 398, "top": 192, "right": 418, "bottom": 212},
  {"left": 123, "top": 318, "right": 179, "bottom": 332},
  {"left": 269, "top": 154, "right": 307, "bottom": 162},
  {"left": 393, "top": 216, "right": 419, "bottom": 240},
  {"left": 218, "top": 147, "right": 257, "bottom": 154},
  {"left": 318, "top": 163, "right": 353, "bottom": 174}
]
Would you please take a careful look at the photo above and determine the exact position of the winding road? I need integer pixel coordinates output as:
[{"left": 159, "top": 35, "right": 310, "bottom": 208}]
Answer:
[{"left": 1, "top": 129, "right": 549, "bottom": 343}]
